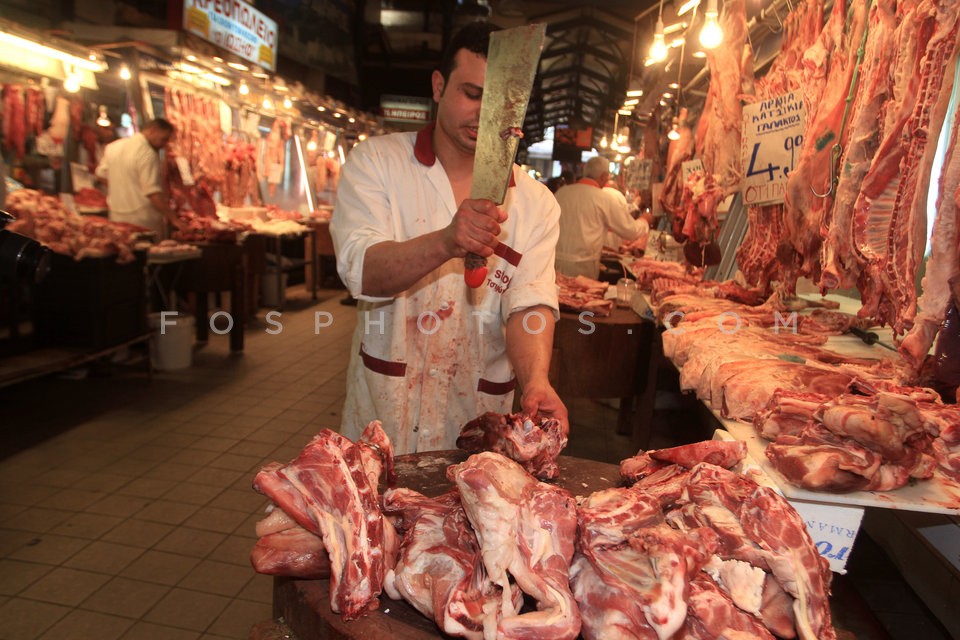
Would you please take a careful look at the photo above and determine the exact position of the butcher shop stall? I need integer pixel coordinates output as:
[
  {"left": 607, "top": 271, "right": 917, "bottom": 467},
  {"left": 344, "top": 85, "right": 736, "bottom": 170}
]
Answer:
[{"left": 0, "top": 12, "right": 381, "bottom": 383}]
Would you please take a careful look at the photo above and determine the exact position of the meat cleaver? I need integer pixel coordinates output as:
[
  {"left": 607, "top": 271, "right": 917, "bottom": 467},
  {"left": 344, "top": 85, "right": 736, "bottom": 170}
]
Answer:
[{"left": 463, "top": 23, "right": 547, "bottom": 288}]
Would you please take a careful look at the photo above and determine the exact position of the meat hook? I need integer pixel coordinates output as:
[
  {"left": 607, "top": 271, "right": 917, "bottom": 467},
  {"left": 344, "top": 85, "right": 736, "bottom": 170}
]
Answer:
[
  {"left": 810, "top": 0, "right": 872, "bottom": 200},
  {"left": 810, "top": 142, "right": 841, "bottom": 198},
  {"left": 761, "top": 5, "right": 784, "bottom": 33}
]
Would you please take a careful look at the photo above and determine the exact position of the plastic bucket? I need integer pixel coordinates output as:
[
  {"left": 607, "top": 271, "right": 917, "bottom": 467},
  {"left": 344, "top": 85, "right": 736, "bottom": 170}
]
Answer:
[
  {"left": 148, "top": 313, "right": 195, "bottom": 370},
  {"left": 261, "top": 272, "right": 288, "bottom": 308}
]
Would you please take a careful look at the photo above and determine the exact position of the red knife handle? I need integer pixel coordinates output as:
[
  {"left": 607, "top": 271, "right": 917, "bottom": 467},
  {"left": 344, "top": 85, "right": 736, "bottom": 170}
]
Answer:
[{"left": 464, "top": 253, "right": 488, "bottom": 288}]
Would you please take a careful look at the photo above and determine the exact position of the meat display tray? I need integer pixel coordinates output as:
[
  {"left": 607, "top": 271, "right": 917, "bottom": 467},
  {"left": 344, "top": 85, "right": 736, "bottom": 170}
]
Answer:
[
  {"left": 723, "top": 420, "right": 960, "bottom": 515},
  {"left": 273, "top": 451, "right": 620, "bottom": 640},
  {"left": 643, "top": 288, "right": 960, "bottom": 515}
]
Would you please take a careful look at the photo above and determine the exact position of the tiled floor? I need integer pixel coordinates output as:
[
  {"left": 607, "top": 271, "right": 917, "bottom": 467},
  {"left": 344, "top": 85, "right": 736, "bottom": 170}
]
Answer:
[
  {"left": 0, "top": 285, "right": 950, "bottom": 639},
  {"left": 0, "top": 286, "right": 657, "bottom": 640}
]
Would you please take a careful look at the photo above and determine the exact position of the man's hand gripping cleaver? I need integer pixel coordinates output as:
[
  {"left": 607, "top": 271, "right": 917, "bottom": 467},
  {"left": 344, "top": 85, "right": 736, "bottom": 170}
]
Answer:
[{"left": 463, "top": 24, "right": 547, "bottom": 288}]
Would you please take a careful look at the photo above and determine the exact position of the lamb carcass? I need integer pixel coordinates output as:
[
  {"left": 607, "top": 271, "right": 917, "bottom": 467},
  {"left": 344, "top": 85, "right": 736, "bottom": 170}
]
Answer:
[{"left": 448, "top": 452, "right": 581, "bottom": 640}]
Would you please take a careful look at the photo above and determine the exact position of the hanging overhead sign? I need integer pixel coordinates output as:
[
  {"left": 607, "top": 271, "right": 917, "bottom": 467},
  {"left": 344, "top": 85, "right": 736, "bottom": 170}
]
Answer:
[
  {"left": 182, "top": 0, "right": 278, "bottom": 72},
  {"left": 741, "top": 90, "right": 806, "bottom": 206},
  {"left": 380, "top": 94, "right": 432, "bottom": 124}
]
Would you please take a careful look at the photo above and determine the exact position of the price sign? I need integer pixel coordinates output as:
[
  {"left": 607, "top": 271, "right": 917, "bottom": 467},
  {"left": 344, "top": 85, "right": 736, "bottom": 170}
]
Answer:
[
  {"left": 681, "top": 158, "right": 704, "bottom": 183},
  {"left": 741, "top": 90, "right": 806, "bottom": 205}
]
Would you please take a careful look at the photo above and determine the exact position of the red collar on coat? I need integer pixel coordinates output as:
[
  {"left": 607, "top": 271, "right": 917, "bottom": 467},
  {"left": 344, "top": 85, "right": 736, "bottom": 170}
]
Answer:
[
  {"left": 414, "top": 123, "right": 516, "bottom": 187},
  {"left": 577, "top": 178, "right": 603, "bottom": 188}
]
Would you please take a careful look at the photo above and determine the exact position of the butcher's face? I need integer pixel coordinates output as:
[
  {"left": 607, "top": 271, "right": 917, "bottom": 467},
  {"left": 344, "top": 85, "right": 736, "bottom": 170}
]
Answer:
[
  {"left": 432, "top": 49, "right": 486, "bottom": 156},
  {"left": 145, "top": 128, "right": 173, "bottom": 151}
]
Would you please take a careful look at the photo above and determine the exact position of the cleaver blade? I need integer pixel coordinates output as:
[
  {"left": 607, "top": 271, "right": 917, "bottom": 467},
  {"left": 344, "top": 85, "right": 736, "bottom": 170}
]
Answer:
[{"left": 464, "top": 23, "right": 547, "bottom": 288}]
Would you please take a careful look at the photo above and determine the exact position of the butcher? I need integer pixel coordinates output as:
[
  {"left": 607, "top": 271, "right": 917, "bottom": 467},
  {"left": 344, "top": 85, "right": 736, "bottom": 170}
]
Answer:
[
  {"left": 95, "top": 118, "right": 180, "bottom": 237},
  {"left": 555, "top": 156, "right": 650, "bottom": 279},
  {"left": 331, "top": 22, "right": 568, "bottom": 455}
]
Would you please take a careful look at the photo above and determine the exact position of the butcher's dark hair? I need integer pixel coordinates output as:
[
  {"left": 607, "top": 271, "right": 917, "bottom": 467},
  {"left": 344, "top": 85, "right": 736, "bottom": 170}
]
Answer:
[
  {"left": 144, "top": 118, "right": 174, "bottom": 133},
  {"left": 438, "top": 22, "right": 500, "bottom": 83}
]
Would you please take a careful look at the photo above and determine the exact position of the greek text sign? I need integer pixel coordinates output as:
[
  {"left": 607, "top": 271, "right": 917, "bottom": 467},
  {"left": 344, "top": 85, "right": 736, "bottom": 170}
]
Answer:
[
  {"left": 741, "top": 90, "right": 806, "bottom": 206},
  {"left": 183, "top": 0, "right": 278, "bottom": 72}
]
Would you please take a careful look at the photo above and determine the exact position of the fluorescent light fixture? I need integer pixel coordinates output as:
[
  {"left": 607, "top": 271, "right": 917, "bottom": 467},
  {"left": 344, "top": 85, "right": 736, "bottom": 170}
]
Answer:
[
  {"left": 670, "top": 37, "right": 686, "bottom": 48},
  {"left": 186, "top": 54, "right": 197, "bottom": 62},
  {"left": 624, "top": 98, "right": 640, "bottom": 106},
  {"left": 669, "top": 82, "right": 680, "bottom": 89},
  {"left": 663, "top": 92, "right": 675, "bottom": 99},
  {"left": 214, "top": 66, "right": 224, "bottom": 73},
  {"left": 227, "top": 61, "right": 248, "bottom": 71},
  {"left": 626, "top": 89, "right": 644, "bottom": 97},
  {"left": 202, "top": 73, "right": 231, "bottom": 86},
  {"left": 663, "top": 21, "right": 689, "bottom": 34},
  {"left": 178, "top": 62, "right": 203, "bottom": 74},
  {"left": 0, "top": 30, "right": 106, "bottom": 72},
  {"left": 692, "top": 50, "right": 707, "bottom": 58},
  {"left": 677, "top": 0, "right": 701, "bottom": 16},
  {"left": 213, "top": 56, "right": 224, "bottom": 63},
  {"left": 618, "top": 109, "right": 632, "bottom": 116}
]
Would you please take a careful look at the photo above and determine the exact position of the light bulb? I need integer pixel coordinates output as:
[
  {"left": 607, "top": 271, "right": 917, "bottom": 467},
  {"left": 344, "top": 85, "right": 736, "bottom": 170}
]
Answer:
[
  {"left": 306, "top": 138, "right": 317, "bottom": 151},
  {"left": 600, "top": 135, "right": 608, "bottom": 148},
  {"left": 96, "top": 106, "right": 111, "bottom": 128},
  {"left": 667, "top": 120, "right": 681, "bottom": 141},
  {"left": 649, "top": 18, "right": 668, "bottom": 63},
  {"left": 262, "top": 96, "right": 273, "bottom": 110},
  {"left": 63, "top": 73, "right": 80, "bottom": 93},
  {"left": 283, "top": 96, "right": 292, "bottom": 109},
  {"left": 358, "top": 133, "right": 367, "bottom": 141},
  {"left": 699, "top": 0, "right": 723, "bottom": 49},
  {"left": 239, "top": 81, "right": 249, "bottom": 95},
  {"left": 119, "top": 65, "right": 131, "bottom": 81}
]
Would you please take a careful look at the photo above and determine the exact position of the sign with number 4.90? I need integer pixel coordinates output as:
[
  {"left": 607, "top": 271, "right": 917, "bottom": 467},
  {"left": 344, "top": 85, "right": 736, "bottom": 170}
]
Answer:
[{"left": 741, "top": 90, "right": 806, "bottom": 206}]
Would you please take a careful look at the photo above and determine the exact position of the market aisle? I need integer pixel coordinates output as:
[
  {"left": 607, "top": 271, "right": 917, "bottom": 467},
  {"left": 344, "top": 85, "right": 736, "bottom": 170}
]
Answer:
[{"left": 0, "top": 288, "right": 643, "bottom": 640}]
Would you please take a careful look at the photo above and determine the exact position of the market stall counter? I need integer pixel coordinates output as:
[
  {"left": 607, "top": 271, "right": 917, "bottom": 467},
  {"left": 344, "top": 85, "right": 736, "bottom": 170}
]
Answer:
[
  {"left": 176, "top": 242, "right": 246, "bottom": 352},
  {"left": 551, "top": 305, "right": 661, "bottom": 450}
]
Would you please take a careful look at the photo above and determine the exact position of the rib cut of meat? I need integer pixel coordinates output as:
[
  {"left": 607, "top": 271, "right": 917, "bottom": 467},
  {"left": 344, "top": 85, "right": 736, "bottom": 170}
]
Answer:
[
  {"left": 383, "top": 488, "right": 519, "bottom": 639},
  {"left": 457, "top": 412, "right": 566, "bottom": 480},
  {"left": 647, "top": 440, "right": 746, "bottom": 469},
  {"left": 448, "top": 452, "right": 581, "bottom": 640},
  {"left": 709, "top": 359, "right": 854, "bottom": 419},
  {"left": 683, "top": 575, "right": 775, "bottom": 639},
  {"left": 251, "top": 421, "right": 396, "bottom": 620}
]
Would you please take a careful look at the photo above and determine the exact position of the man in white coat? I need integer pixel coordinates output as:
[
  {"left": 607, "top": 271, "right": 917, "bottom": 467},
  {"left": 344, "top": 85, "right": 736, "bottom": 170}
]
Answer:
[
  {"left": 554, "top": 155, "right": 650, "bottom": 279},
  {"left": 96, "top": 118, "right": 180, "bottom": 237},
  {"left": 331, "top": 22, "right": 568, "bottom": 454}
]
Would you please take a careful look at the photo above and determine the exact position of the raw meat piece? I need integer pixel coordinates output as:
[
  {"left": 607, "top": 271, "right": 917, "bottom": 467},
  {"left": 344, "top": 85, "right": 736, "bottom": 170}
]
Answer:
[
  {"left": 252, "top": 421, "right": 396, "bottom": 620},
  {"left": 710, "top": 359, "right": 854, "bottom": 419},
  {"left": 448, "top": 452, "right": 581, "bottom": 640},
  {"left": 684, "top": 575, "right": 775, "bottom": 639},
  {"left": 572, "top": 487, "right": 717, "bottom": 640},
  {"left": 645, "top": 440, "right": 746, "bottom": 469},
  {"left": 754, "top": 391, "right": 830, "bottom": 439},
  {"left": 820, "top": 0, "right": 898, "bottom": 291},
  {"left": 250, "top": 506, "right": 331, "bottom": 579},
  {"left": 3, "top": 85, "right": 25, "bottom": 159},
  {"left": 900, "top": 97, "right": 960, "bottom": 368},
  {"left": 684, "top": 464, "right": 836, "bottom": 639},
  {"left": 457, "top": 412, "right": 566, "bottom": 480},
  {"left": 383, "top": 488, "right": 518, "bottom": 639}
]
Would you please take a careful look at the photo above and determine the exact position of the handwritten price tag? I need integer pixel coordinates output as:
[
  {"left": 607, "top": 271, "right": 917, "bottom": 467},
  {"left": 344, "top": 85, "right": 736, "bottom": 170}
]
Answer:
[{"left": 741, "top": 90, "right": 806, "bottom": 205}]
